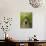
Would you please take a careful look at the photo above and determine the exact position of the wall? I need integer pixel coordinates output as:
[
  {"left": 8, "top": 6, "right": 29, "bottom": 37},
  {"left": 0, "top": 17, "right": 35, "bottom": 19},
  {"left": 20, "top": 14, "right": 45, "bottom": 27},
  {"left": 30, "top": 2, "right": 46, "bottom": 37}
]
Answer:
[
  {"left": 0, "top": 0, "right": 46, "bottom": 40},
  {"left": 44, "top": 15, "right": 46, "bottom": 40}
]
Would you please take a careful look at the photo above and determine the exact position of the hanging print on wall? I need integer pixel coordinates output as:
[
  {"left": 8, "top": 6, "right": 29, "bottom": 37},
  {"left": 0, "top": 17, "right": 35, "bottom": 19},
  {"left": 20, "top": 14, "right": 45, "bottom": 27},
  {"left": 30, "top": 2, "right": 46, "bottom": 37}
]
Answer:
[
  {"left": 20, "top": 12, "right": 32, "bottom": 28},
  {"left": 29, "top": 0, "right": 43, "bottom": 8}
]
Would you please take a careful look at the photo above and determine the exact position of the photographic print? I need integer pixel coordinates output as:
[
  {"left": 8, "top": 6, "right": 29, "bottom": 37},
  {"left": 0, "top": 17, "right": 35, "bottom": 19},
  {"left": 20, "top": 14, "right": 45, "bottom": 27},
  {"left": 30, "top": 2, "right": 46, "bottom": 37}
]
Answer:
[{"left": 20, "top": 12, "right": 32, "bottom": 28}]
